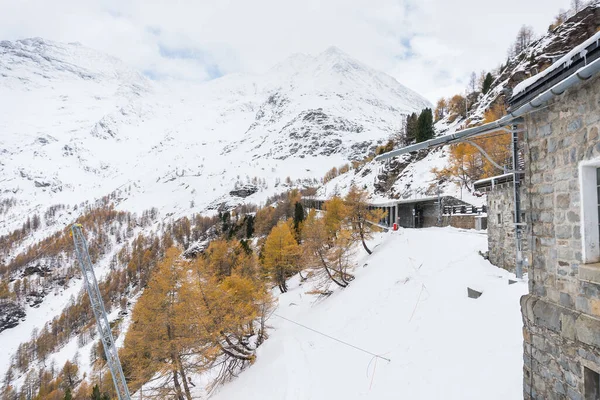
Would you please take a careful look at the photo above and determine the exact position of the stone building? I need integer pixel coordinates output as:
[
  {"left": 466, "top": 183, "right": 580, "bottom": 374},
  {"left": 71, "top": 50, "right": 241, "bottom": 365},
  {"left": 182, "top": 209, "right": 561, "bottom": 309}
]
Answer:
[
  {"left": 474, "top": 173, "right": 526, "bottom": 273},
  {"left": 512, "top": 34, "right": 600, "bottom": 399}
]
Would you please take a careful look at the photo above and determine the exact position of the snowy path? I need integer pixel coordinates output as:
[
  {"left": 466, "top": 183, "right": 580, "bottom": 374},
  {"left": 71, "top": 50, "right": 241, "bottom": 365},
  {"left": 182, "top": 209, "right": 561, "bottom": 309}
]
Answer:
[{"left": 211, "top": 227, "right": 527, "bottom": 400}]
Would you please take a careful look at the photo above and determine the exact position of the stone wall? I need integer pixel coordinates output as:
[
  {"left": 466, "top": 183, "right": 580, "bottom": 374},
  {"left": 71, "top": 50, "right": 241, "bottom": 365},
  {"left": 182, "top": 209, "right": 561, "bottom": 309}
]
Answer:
[
  {"left": 521, "top": 72, "right": 600, "bottom": 399},
  {"left": 486, "top": 182, "right": 528, "bottom": 272},
  {"left": 441, "top": 214, "right": 478, "bottom": 230}
]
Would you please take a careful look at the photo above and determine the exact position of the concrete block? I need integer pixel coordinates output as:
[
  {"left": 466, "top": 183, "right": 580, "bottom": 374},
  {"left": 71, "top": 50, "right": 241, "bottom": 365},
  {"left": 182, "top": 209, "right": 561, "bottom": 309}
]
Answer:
[{"left": 467, "top": 287, "right": 482, "bottom": 299}]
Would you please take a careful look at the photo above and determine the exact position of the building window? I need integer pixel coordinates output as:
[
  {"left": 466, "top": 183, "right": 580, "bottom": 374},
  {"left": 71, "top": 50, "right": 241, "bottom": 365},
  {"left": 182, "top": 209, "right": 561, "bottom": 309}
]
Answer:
[
  {"left": 584, "top": 367, "right": 600, "bottom": 400},
  {"left": 497, "top": 213, "right": 502, "bottom": 224},
  {"left": 580, "top": 162, "right": 600, "bottom": 263}
]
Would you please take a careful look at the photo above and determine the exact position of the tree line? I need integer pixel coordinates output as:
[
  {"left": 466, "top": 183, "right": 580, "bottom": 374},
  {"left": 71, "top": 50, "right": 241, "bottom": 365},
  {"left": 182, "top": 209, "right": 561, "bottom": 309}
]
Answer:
[{"left": 1, "top": 184, "right": 385, "bottom": 400}]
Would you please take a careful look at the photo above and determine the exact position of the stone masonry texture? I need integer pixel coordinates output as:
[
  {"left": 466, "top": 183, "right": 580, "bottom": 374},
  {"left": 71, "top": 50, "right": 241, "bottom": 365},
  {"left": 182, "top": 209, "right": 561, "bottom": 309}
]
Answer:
[
  {"left": 521, "top": 73, "right": 600, "bottom": 399},
  {"left": 486, "top": 182, "right": 528, "bottom": 273}
]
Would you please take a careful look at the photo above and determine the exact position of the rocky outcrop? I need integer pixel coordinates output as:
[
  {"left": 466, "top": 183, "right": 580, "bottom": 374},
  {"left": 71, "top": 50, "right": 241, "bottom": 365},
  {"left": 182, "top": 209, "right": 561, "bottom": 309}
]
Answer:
[
  {"left": 0, "top": 301, "right": 26, "bottom": 333},
  {"left": 229, "top": 185, "right": 259, "bottom": 198},
  {"left": 373, "top": 149, "right": 431, "bottom": 196}
]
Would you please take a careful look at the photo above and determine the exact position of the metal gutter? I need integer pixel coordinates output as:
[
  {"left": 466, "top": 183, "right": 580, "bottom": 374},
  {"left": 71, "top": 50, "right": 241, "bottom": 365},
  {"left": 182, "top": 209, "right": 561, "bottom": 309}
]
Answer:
[{"left": 375, "top": 56, "right": 600, "bottom": 161}]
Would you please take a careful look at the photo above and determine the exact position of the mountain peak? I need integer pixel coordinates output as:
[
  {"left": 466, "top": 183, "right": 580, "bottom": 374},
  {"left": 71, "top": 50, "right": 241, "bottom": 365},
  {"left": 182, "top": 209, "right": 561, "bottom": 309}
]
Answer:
[
  {"left": 321, "top": 46, "right": 348, "bottom": 56},
  {"left": 314, "top": 45, "right": 365, "bottom": 76}
]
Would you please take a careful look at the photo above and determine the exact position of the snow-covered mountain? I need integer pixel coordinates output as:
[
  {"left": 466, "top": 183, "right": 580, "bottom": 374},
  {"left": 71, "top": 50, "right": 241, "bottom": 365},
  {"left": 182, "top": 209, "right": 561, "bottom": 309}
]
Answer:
[
  {"left": 0, "top": 37, "right": 431, "bottom": 392},
  {"left": 0, "top": 38, "right": 430, "bottom": 236}
]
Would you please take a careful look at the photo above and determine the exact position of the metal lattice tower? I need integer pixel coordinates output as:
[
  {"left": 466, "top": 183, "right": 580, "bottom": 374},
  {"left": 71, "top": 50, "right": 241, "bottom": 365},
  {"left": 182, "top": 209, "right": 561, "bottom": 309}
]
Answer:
[{"left": 71, "top": 224, "right": 131, "bottom": 400}]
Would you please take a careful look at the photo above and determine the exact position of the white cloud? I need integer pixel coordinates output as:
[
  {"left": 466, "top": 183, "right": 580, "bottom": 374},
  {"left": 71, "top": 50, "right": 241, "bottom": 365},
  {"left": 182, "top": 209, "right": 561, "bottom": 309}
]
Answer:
[{"left": 0, "top": 0, "right": 570, "bottom": 102}]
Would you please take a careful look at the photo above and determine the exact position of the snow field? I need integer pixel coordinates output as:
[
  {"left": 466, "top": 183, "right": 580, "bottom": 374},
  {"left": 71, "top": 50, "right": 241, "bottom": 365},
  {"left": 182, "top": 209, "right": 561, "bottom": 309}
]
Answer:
[{"left": 211, "top": 227, "right": 527, "bottom": 400}]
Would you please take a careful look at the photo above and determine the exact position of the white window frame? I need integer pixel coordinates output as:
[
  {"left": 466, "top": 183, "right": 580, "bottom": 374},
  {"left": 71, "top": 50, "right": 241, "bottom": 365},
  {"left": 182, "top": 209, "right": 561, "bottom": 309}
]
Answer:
[{"left": 579, "top": 159, "right": 600, "bottom": 264}]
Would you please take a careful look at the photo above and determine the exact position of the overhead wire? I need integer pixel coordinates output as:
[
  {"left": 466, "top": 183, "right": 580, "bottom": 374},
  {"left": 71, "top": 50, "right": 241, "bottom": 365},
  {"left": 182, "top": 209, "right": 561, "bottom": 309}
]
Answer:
[{"left": 272, "top": 313, "right": 391, "bottom": 362}]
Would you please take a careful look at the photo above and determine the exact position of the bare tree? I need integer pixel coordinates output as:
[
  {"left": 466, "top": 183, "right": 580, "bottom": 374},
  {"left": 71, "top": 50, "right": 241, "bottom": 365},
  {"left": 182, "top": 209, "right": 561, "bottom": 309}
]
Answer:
[
  {"left": 514, "top": 25, "right": 535, "bottom": 56},
  {"left": 572, "top": 0, "right": 583, "bottom": 13},
  {"left": 468, "top": 72, "right": 477, "bottom": 93}
]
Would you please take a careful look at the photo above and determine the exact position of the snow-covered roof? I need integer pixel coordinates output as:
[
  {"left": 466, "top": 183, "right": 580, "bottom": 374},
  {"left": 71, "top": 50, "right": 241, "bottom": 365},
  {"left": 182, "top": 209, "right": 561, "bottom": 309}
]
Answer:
[
  {"left": 473, "top": 173, "right": 514, "bottom": 186},
  {"left": 473, "top": 172, "right": 522, "bottom": 190},
  {"left": 369, "top": 196, "right": 439, "bottom": 207},
  {"left": 512, "top": 31, "right": 600, "bottom": 96}
]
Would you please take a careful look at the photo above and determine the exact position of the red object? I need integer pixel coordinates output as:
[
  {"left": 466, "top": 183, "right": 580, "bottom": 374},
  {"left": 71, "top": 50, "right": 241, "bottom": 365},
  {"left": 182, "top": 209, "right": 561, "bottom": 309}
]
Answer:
[{"left": 393, "top": 223, "right": 398, "bottom": 231}]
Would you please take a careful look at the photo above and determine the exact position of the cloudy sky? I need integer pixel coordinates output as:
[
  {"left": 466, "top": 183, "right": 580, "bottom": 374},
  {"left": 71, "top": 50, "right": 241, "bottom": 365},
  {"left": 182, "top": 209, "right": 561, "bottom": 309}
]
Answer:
[{"left": 1, "top": 0, "right": 570, "bottom": 102}]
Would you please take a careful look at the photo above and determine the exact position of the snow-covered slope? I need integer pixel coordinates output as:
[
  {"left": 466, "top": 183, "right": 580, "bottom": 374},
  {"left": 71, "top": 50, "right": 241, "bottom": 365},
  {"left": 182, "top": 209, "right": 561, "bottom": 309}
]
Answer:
[
  {"left": 0, "top": 37, "right": 431, "bottom": 393},
  {"left": 318, "top": 3, "right": 600, "bottom": 207},
  {"left": 210, "top": 228, "right": 527, "bottom": 400},
  {"left": 0, "top": 39, "right": 430, "bottom": 236},
  {"left": 462, "top": 1, "right": 600, "bottom": 127},
  {"left": 315, "top": 147, "right": 484, "bottom": 207}
]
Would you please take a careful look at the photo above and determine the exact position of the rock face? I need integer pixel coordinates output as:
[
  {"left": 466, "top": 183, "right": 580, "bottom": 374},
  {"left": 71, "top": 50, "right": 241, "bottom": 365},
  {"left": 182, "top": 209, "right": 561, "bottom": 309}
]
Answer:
[
  {"left": 229, "top": 185, "right": 259, "bottom": 198},
  {"left": 0, "top": 301, "right": 26, "bottom": 333},
  {"left": 373, "top": 150, "right": 431, "bottom": 196},
  {"left": 438, "top": 3, "right": 600, "bottom": 130}
]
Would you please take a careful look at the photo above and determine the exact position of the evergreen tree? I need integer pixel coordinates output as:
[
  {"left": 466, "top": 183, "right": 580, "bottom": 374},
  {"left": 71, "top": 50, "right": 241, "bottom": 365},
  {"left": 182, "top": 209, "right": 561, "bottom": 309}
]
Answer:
[
  {"left": 63, "top": 387, "right": 72, "bottom": 400},
  {"left": 221, "top": 211, "right": 231, "bottom": 233},
  {"left": 245, "top": 214, "right": 255, "bottom": 238},
  {"left": 416, "top": 108, "right": 434, "bottom": 143},
  {"left": 404, "top": 112, "right": 419, "bottom": 145},
  {"left": 482, "top": 72, "right": 494, "bottom": 94},
  {"left": 91, "top": 385, "right": 101, "bottom": 400},
  {"left": 293, "top": 202, "right": 305, "bottom": 237}
]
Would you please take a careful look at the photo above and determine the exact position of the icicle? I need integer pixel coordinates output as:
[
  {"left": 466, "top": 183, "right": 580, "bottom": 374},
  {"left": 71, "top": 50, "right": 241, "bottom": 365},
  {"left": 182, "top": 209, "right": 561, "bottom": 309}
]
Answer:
[{"left": 580, "top": 49, "right": 588, "bottom": 65}]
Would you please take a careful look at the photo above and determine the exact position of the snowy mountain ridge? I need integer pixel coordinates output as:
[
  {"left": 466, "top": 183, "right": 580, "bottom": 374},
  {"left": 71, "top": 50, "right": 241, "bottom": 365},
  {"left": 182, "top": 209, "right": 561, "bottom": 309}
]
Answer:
[{"left": 0, "top": 38, "right": 430, "bottom": 237}]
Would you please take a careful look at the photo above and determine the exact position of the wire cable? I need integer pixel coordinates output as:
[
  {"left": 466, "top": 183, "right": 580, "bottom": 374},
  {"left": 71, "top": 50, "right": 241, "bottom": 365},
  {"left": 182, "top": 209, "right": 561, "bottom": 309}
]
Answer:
[{"left": 273, "top": 313, "right": 391, "bottom": 362}]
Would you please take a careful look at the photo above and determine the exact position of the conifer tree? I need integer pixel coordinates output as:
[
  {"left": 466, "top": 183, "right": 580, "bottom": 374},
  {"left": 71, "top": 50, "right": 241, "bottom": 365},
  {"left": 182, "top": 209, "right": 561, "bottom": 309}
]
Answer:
[
  {"left": 263, "top": 221, "right": 300, "bottom": 293},
  {"left": 205, "top": 239, "right": 237, "bottom": 278},
  {"left": 63, "top": 387, "right": 72, "bottom": 400},
  {"left": 434, "top": 98, "right": 447, "bottom": 121},
  {"left": 91, "top": 384, "right": 101, "bottom": 400},
  {"left": 121, "top": 248, "right": 198, "bottom": 400},
  {"left": 323, "top": 196, "right": 348, "bottom": 238},
  {"left": 190, "top": 255, "right": 274, "bottom": 392},
  {"left": 301, "top": 210, "right": 354, "bottom": 288},
  {"left": 293, "top": 202, "right": 305, "bottom": 238},
  {"left": 404, "top": 112, "right": 419, "bottom": 145},
  {"left": 482, "top": 72, "right": 494, "bottom": 94},
  {"left": 416, "top": 108, "right": 434, "bottom": 143},
  {"left": 245, "top": 214, "right": 255, "bottom": 238},
  {"left": 344, "top": 185, "right": 385, "bottom": 254}
]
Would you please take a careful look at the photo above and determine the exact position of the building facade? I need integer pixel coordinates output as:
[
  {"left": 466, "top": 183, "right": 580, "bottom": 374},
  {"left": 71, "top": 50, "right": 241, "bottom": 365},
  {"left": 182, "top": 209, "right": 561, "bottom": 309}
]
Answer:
[
  {"left": 475, "top": 174, "right": 527, "bottom": 273},
  {"left": 305, "top": 195, "right": 483, "bottom": 229},
  {"left": 519, "top": 70, "right": 600, "bottom": 399}
]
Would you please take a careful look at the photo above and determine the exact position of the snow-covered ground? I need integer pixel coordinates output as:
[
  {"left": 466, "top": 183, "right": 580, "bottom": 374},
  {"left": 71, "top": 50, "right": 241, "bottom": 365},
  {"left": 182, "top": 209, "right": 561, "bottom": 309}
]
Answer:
[
  {"left": 211, "top": 227, "right": 526, "bottom": 400},
  {"left": 316, "top": 147, "right": 486, "bottom": 208}
]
